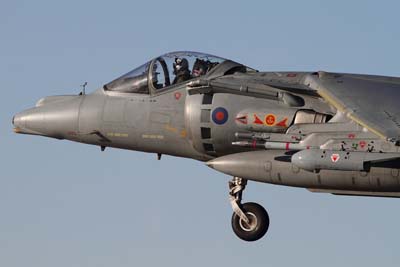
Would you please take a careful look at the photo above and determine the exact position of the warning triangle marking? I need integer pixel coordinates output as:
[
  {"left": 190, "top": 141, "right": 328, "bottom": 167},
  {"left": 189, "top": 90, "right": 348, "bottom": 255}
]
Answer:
[
  {"left": 276, "top": 118, "right": 288, "bottom": 127},
  {"left": 253, "top": 114, "right": 263, "bottom": 124},
  {"left": 236, "top": 115, "right": 247, "bottom": 124}
]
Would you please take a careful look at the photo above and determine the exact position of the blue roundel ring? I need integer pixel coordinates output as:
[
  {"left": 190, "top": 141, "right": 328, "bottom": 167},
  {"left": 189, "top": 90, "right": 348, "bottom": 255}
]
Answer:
[{"left": 212, "top": 107, "right": 229, "bottom": 125}]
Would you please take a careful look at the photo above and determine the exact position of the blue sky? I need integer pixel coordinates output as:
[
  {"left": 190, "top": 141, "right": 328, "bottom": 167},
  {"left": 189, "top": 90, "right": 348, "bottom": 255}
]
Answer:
[{"left": 2, "top": 1, "right": 400, "bottom": 266}]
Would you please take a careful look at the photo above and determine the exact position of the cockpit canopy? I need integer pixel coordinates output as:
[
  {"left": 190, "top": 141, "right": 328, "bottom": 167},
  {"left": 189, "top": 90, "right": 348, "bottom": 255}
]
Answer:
[{"left": 104, "top": 51, "right": 254, "bottom": 94}]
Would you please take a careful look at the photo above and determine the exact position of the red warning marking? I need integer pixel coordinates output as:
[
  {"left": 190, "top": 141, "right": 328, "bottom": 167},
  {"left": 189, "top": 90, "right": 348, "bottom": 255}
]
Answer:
[
  {"left": 331, "top": 153, "right": 340, "bottom": 163},
  {"left": 276, "top": 118, "right": 288, "bottom": 127},
  {"left": 252, "top": 140, "right": 257, "bottom": 149},
  {"left": 174, "top": 92, "right": 182, "bottom": 100},
  {"left": 235, "top": 115, "right": 248, "bottom": 124},
  {"left": 265, "top": 114, "right": 276, "bottom": 126},
  {"left": 359, "top": 140, "right": 366, "bottom": 148},
  {"left": 348, "top": 133, "right": 355, "bottom": 139},
  {"left": 285, "top": 142, "right": 290, "bottom": 150},
  {"left": 253, "top": 114, "right": 264, "bottom": 124},
  {"left": 286, "top": 73, "right": 297, "bottom": 78}
]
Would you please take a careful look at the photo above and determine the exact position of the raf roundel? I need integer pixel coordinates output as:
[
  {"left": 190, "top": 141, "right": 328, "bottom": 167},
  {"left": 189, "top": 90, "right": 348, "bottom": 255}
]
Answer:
[{"left": 212, "top": 107, "right": 229, "bottom": 125}]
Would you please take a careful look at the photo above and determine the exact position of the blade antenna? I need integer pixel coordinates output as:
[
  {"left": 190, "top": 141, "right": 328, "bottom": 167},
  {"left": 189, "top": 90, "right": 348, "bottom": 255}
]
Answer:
[{"left": 80, "top": 82, "right": 88, "bottom": 95}]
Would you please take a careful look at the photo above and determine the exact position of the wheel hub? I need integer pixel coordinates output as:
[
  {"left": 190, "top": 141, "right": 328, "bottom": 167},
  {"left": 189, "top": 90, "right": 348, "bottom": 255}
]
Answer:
[{"left": 239, "top": 212, "right": 257, "bottom": 231}]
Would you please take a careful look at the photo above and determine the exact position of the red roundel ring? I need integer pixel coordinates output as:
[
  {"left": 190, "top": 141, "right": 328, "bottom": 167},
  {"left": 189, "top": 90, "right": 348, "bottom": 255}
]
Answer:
[{"left": 212, "top": 107, "right": 229, "bottom": 125}]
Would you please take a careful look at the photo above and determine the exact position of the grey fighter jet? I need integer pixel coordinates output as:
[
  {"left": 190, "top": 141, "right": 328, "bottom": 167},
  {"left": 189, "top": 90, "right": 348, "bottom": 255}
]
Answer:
[{"left": 12, "top": 51, "right": 400, "bottom": 241}]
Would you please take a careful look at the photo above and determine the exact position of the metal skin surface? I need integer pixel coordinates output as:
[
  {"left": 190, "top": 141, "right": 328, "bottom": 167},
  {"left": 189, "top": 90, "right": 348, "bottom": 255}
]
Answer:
[
  {"left": 207, "top": 150, "right": 400, "bottom": 192},
  {"left": 12, "top": 51, "right": 400, "bottom": 240},
  {"left": 14, "top": 86, "right": 205, "bottom": 160},
  {"left": 13, "top": 51, "right": 400, "bottom": 193}
]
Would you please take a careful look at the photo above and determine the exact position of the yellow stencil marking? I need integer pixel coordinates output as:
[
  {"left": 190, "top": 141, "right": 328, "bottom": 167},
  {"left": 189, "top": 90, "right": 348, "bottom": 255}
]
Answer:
[
  {"left": 165, "top": 124, "right": 178, "bottom": 133},
  {"left": 142, "top": 134, "right": 164, "bottom": 139},
  {"left": 180, "top": 129, "right": 187, "bottom": 138},
  {"left": 107, "top": 132, "right": 129, "bottom": 138},
  {"left": 318, "top": 88, "right": 386, "bottom": 139}
]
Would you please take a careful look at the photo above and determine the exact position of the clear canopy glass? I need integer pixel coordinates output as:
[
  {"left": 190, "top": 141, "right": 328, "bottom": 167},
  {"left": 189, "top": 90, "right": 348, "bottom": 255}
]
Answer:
[
  {"left": 150, "top": 51, "right": 226, "bottom": 91},
  {"left": 104, "top": 51, "right": 250, "bottom": 94},
  {"left": 104, "top": 62, "right": 150, "bottom": 93}
]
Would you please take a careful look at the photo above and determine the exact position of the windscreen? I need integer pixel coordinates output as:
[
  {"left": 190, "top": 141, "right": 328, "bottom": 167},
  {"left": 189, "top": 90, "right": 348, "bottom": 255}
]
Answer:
[{"left": 104, "top": 62, "right": 150, "bottom": 94}]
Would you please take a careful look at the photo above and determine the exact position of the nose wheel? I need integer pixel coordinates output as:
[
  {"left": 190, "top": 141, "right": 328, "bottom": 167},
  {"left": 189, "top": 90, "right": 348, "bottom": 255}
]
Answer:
[{"left": 229, "top": 177, "right": 269, "bottom": 241}]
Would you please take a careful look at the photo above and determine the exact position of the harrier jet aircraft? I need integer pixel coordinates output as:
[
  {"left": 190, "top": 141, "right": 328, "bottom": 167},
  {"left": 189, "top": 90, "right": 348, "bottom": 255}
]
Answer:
[{"left": 13, "top": 51, "right": 400, "bottom": 241}]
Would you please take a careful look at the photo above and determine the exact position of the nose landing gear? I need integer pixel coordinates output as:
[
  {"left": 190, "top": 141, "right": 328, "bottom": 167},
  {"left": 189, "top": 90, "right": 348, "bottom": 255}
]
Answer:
[{"left": 229, "top": 177, "right": 269, "bottom": 241}]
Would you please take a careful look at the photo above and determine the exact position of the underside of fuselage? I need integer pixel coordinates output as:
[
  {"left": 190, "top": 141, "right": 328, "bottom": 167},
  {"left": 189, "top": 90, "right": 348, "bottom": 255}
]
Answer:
[{"left": 13, "top": 51, "right": 400, "bottom": 241}]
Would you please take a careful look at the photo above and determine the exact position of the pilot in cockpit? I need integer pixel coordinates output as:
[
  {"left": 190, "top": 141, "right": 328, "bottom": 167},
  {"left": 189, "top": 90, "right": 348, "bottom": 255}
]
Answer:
[
  {"left": 173, "top": 57, "right": 191, "bottom": 84},
  {"left": 192, "top": 58, "right": 208, "bottom": 78}
]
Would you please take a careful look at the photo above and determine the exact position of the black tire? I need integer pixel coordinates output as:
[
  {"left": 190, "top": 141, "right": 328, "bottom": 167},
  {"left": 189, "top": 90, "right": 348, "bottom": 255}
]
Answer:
[{"left": 231, "top": 202, "right": 269, "bottom": 242}]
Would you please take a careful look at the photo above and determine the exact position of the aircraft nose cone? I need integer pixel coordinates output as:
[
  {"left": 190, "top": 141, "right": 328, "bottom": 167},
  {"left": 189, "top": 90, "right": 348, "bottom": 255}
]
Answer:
[
  {"left": 13, "top": 96, "right": 81, "bottom": 138},
  {"left": 12, "top": 114, "right": 17, "bottom": 127},
  {"left": 12, "top": 113, "right": 23, "bottom": 132},
  {"left": 12, "top": 108, "right": 46, "bottom": 135}
]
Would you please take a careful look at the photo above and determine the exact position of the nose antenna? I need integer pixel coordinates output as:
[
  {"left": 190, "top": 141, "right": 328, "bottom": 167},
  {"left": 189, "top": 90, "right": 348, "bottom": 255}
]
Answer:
[{"left": 80, "top": 82, "right": 88, "bottom": 95}]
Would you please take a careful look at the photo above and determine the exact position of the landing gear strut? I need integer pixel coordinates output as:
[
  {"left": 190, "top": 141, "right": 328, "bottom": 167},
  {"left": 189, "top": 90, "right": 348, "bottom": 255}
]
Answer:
[{"left": 229, "top": 177, "right": 269, "bottom": 241}]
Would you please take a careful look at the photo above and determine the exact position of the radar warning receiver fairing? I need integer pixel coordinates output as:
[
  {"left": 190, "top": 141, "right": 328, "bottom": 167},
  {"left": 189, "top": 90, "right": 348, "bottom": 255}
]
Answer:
[{"left": 13, "top": 51, "right": 400, "bottom": 241}]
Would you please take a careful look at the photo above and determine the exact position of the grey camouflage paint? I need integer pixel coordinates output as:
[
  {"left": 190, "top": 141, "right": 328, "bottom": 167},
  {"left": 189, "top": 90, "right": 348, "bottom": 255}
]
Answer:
[{"left": 13, "top": 52, "right": 400, "bottom": 196}]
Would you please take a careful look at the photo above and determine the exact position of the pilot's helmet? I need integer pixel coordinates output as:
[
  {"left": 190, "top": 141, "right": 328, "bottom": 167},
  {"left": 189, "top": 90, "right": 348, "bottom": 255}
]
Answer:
[
  {"left": 173, "top": 57, "right": 189, "bottom": 73},
  {"left": 192, "top": 59, "right": 208, "bottom": 77}
]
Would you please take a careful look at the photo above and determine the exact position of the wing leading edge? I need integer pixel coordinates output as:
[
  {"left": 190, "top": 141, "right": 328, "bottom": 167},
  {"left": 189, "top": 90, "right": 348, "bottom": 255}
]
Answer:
[{"left": 305, "top": 71, "right": 400, "bottom": 142}]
